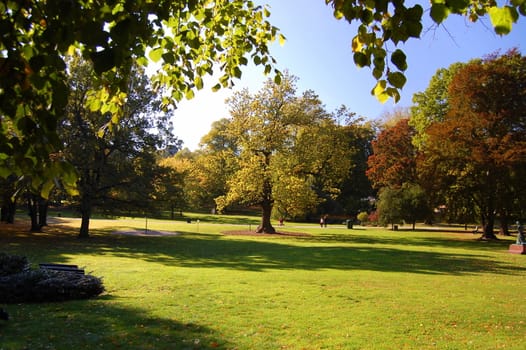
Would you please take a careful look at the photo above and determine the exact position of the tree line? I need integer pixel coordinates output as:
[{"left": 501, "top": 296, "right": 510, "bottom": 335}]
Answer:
[
  {"left": 368, "top": 49, "right": 526, "bottom": 239},
  {"left": 1, "top": 2, "right": 524, "bottom": 237}
]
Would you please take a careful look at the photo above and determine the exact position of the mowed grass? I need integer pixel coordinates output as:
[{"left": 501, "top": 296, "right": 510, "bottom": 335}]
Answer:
[{"left": 1, "top": 216, "right": 525, "bottom": 349}]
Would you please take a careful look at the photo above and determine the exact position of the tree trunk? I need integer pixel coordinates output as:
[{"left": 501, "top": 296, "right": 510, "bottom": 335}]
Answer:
[
  {"left": 481, "top": 213, "right": 498, "bottom": 240},
  {"left": 27, "top": 195, "right": 41, "bottom": 232},
  {"left": 1, "top": 198, "right": 16, "bottom": 223},
  {"left": 256, "top": 200, "right": 276, "bottom": 234},
  {"left": 38, "top": 197, "right": 48, "bottom": 227},
  {"left": 255, "top": 151, "right": 275, "bottom": 234},
  {"left": 498, "top": 211, "right": 510, "bottom": 236},
  {"left": 78, "top": 195, "right": 91, "bottom": 238}
]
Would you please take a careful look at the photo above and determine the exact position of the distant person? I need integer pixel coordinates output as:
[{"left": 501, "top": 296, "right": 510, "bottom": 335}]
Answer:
[{"left": 320, "top": 216, "right": 324, "bottom": 228}]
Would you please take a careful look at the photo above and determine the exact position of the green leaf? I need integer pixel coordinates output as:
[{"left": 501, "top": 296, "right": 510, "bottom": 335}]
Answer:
[
  {"left": 185, "top": 88, "right": 195, "bottom": 100},
  {"left": 391, "top": 49, "right": 407, "bottom": 71},
  {"left": 274, "top": 72, "right": 282, "bottom": 85},
  {"left": 353, "top": 52, "right": 369, "bottom": 67},
  {"left": 41, "top": 179, "right": 55, "bottom": 199},
  {"left": 447, "top": 0, "right": 470, "bottom": 13},
  {"left": 387, "top": 72, "right": 407, "bottom": 89},
  {"left": 373, "top": 68, "right": 383, "bottom": 79},
  {"left": 149, "top": 47, "right": 163, "bottom": 62},
  {"left": 488, "top": 6, "right": 519, "bottom": 35},
  {"left": 194, "top": 76, "right": 203, "bottom": 90},
  {"left": 430, "top": 4, "right": 450, "bottom": 24}
]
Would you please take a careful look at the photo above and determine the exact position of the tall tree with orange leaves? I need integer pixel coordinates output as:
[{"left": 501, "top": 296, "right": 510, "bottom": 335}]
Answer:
[{"left": 423, "top": 49, "right": 526, "bottom": 239}]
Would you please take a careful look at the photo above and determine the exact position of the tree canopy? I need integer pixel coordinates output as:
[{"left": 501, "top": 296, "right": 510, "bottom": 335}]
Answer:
[
  {"left": 215, "top": 73, "right": 352, "bottom": 233},
  {"left": 420, "top": 49, "right": 526, "bottom": 238},
  {"left": 0, "top": 0, "right": 281, "bottom": 192}
]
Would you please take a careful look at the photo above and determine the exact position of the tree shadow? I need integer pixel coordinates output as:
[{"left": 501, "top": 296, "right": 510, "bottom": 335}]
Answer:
[
  {"left": 0, "top": 296, "right": 230, "bottom": 349},
  {"left": 2, "top": 224, "right": 524, "bottom": 277}
]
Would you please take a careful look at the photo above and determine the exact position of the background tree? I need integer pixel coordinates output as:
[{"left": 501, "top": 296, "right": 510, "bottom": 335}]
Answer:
[
  {"left": 377, "top": 187, "right": 403, "bottom": 229},
  {"left": 216, "top": 74, "right": 351, "bottom": 232},
  {"left": 423, "top": 49, "right": 526, "bottom": 239},
  {"left": 367, "top": 118, "right": 418, "bottom": 190},
  {"left": 157, "top": 153, "right": 191, "bottom": 218},
  {"left": 410, "top": 63, "right": 465, "bottom": 149},
  {"left": 192, "top": 119, "right": 240, "bottom": 211},
  {"left": 377, "top": 183, "right": 430, "bottom": 230},
  {"left": 59, "top": 56, "right": 178, "bottom": 237}
]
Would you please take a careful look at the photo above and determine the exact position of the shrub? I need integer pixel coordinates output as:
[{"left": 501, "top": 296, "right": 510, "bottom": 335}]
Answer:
[
  {"left": 0, "top": 253, "right": 29, "bottom": 276},
  {"left": 357, "top": 211, "right": 369, "bottom": 225},
  {"left": 0, "top": 253, "right": 104, "bottom": 303},
  {"left": 368, "top": 211, "right": 379, "bottom": 226}
]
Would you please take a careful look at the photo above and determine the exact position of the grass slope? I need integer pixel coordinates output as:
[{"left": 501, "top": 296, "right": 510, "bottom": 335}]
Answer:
[{"left": 1, "top": 216, "right": 525, "bottom": 349}]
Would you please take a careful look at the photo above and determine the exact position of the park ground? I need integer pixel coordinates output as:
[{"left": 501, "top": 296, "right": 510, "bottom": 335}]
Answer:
[{"left": 1, "top": 214, "right": 525, "bottom": 349}]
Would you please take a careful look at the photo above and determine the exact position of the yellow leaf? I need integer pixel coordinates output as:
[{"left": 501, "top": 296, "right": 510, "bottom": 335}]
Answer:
[{"left": 279, "top": 34, "right": 286, "bottom": 47}]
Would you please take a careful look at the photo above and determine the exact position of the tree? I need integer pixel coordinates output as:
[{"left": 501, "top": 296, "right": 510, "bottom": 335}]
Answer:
[
  {"left": 60, "top": 56, "right": 177, "bottom": 237},
  {"left": 423, "top": 49, "right": 526, "bottom": 239},
  {"left": 216, "top": 73, "right": 351, "bottom": 232},
  {"left": 326, "top": 0, "right": 525, "bottom": 102},
  {"left": 337, "top": 116, "right": 376, "bottom": 216},
  {"left": 367, "top": 118, "right": 417, "bottom": 190},
  {"left": 192, "top": 119, "right": 241, "bottom": 211},
  {"left": 409, "top": 63, "right": 465, "bottom": 150},
  {"left": 1, "top": 1, "right": 282, "bottom": 193},
  {"left": 377, "top": 183, "right": 431, "bottom": 230}
]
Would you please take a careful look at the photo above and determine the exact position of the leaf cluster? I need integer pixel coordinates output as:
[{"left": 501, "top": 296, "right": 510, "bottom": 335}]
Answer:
[
  {"left": 326, "top": 0, "right": 525, "bottom": 102},
  {"left": 0, "top": 0, "right": 281, "bottom": 196}
]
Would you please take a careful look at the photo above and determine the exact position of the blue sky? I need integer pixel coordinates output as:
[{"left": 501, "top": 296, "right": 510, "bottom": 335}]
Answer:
[{"left": 172, "top": 0, "right": 526, "bottom": 150}]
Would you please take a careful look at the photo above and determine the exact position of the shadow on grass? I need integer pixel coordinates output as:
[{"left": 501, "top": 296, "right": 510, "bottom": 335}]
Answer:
[
  {"left": 0, "top": 296, "right": 229, "bottom": 350},
  {"left": 2, "top": 223, "right": 523, "bottom": 276}
]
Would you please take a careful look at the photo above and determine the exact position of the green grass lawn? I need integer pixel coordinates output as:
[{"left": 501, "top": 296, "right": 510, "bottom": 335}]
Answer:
[{"left": 1, "top": 216, "right": 525, "bottom": 349}]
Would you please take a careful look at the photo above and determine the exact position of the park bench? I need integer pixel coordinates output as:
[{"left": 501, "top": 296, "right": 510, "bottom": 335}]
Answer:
[{"left": 39, "top": 263, "right": 85, "bottom": 275}]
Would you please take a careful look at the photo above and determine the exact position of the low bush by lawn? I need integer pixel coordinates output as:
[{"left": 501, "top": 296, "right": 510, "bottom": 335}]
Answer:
[{"left": 0, "top": 216, "right": 524, "bottom": 349}]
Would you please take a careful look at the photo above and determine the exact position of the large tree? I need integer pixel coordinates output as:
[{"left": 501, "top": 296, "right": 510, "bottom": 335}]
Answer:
[
  {"left": 60, "top": 56, "right": 177, "bottom": 237},
  {"left": 423, "top": 49, "right": 526, "bottom": 239},
  {"left": 216, "top": 74, "right": 351, "bottom": 232}
]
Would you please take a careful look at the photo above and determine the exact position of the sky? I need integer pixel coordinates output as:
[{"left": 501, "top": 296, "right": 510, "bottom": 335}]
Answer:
[{"left": 171, "top": 0, "right": 526, "bottom": 150}]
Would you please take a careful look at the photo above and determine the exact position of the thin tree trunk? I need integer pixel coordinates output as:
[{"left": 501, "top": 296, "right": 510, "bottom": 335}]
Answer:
[
  {"left": 27, "top": 195, "right": 41, "bottom": 232},
  {"left": 38, "top": 197, "right": 48, "bottom": 227},
  {"left": 78, "top": 195, "right": 91, "bottom": 238},
  {"left": 255, "top": 151, "right": 276, "bottom": 234}
]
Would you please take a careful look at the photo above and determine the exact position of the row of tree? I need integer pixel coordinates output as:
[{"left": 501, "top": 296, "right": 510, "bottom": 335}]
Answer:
[
  {"left": 165, "top": 73, "right": 376, "bottom": 233},
  {"left": 5, "top": 50, "right": 524, "bottom": 239},
  {"left": 158, "top": 49, "right": 526, "bottom": 237},
  {"left": 1, "top": 2, "right": 524, "bottom": 238},
  {"left": 368, "top": 49, "right": 526, "bottom": 239}
]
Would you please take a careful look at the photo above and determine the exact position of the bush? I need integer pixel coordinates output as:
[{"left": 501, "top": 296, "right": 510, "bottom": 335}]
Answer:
[
  {"left": 357, "top": 211, "right": 369, "bottom": 225},
  {"left": 368, "top": 211, "right": 379, "bottom": 226},
  {"left": 0, "top": 253, "right": 29, "bottom": 276},
  {"left": 0, "top": 253, "right": 104, "bottom": 303}
]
